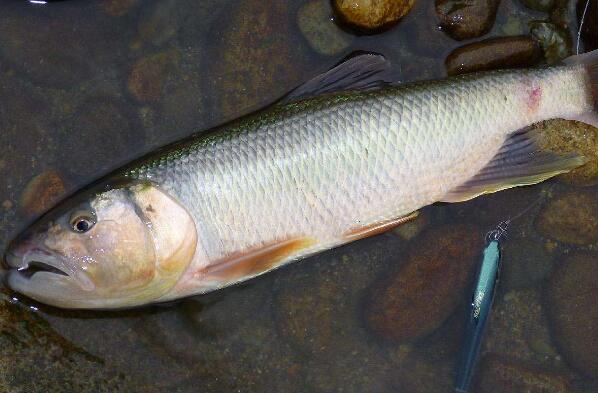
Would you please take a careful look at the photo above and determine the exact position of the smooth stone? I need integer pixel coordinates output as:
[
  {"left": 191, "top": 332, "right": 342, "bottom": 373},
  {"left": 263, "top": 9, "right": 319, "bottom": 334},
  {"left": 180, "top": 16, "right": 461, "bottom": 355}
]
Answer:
[
  {"left": 333, "top": 0, "right": 415, "bottom": 32},
  {"left": 435, "top": 0, "right": 501, "bottom": 40},
  {"left": 473, "top": 354, "right": 575, "bottom": 392},
  {"left": 546, "top": 252, "right": 598, "bottom": 378},
  {"left": 297, "top": 0, "right": 353, "bottom": 56},
  {"left": 18, "top": 170, "right": 67, "bottom": 216},
  {"left": 501, "top": 237, "right": 554, "bottom": 289},
  {"left": 446, "top": 36, "right": 541, "bottom": 76},
  {"left": 535, "top": 190, "right": 598, "bottom": 245},
  {"left": 364, "top": 224, "right": 482, "bottom": 342}
]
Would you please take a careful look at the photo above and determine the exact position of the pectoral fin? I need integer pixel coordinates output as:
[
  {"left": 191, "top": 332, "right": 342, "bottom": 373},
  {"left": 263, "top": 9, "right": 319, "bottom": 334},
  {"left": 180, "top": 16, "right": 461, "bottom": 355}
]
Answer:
[
  {"left": 442, "top": 127, "right": 587, "bottom": 203},
  {"left": 201, "top": 237, "right": 316, "bottom": 284}
]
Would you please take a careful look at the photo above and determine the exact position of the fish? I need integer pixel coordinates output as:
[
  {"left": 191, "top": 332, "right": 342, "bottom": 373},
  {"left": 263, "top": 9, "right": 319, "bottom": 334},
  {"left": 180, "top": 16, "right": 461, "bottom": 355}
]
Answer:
[{"left": 3, "top": 50, "right": 596, "bottom": 309}]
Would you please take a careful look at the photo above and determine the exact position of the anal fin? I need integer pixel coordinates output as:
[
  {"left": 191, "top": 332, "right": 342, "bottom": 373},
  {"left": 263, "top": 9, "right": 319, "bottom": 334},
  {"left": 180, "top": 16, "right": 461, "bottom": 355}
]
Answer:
[
  {"left": 442, "top": 127, "right": 587, "bottom": 203},
  {"left": 201, "top": 237, "right": 316, "bottom": 284},
  {"left": 343, "top": 211, "right": 419, "bottom": 241}
]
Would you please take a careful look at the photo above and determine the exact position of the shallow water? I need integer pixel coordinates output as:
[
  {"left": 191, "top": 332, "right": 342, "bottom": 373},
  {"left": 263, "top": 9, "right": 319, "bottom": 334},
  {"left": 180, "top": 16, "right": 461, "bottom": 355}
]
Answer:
[{"left": 0, "top": 0, "right": 597, "bottom": 392}]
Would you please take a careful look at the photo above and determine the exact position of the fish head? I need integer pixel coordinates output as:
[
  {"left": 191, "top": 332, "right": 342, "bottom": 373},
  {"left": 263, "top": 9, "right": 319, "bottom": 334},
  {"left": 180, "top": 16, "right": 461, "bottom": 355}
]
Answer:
[{"left": 4, "top": 182, "right": 197, "bottom": 309}]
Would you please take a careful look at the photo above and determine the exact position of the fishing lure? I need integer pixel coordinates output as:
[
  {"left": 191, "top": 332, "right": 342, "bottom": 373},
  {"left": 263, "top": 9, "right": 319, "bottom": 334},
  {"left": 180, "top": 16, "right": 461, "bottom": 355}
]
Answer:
[{"left": 453, "top": 222, "right": 504, "bottom": 393}]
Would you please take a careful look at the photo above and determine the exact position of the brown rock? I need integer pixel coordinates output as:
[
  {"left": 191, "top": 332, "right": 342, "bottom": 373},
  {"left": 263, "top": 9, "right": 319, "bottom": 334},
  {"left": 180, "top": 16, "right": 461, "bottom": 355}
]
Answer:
[
  {"left": 333, "top": 0, "right": 415, "bottom": 32},
  {"left": 19, "top": 170, "right": 67, "bottom": 216},
  {"left": 536, "top": 190, "right": 598, "bottom": 245},
  {"left": 101, "top": 0, "right": 137, "bottom": 17},
  {"left": 484, "top": 289, "right": 564, "bottom": 369},
  {"left": 473, "top": 355, "right": 575, "bottom": 393},
  {"left": 128, "top": 51, "right": 179, "bottom": 102},
  {"left": 364, "top": 224, "right": 483, "bottom": 342},
  {"left": 546, "top": 252, "right": 598, "bottom": 378},
  {"left": 210, "top": 0, "right": 310, "bottom": 120},
  {"left": 435, "top": 0, "right": 501, "bottom": 40},
  {"left": 535, "top": 119, "right": 598, "bottom": 187},
  {"left": 445, "top": 36, "right": 541, "bottom": 76}
]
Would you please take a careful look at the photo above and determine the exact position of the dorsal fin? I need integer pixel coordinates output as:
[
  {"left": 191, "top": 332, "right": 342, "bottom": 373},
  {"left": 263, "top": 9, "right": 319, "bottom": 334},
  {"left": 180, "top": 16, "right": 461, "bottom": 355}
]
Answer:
[
  {"left": 442, "top": 127, "right": 587, "bottom": 203},
  {"left": 279, "top": 52, "right": 393, "bottom": 104}
]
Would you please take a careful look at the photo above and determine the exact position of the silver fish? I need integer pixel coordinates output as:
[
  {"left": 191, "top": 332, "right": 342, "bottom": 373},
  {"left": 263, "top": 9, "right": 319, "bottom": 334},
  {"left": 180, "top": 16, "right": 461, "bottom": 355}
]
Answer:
[{"left": 4, "top": 51, "right": 595, "bottom": 309}]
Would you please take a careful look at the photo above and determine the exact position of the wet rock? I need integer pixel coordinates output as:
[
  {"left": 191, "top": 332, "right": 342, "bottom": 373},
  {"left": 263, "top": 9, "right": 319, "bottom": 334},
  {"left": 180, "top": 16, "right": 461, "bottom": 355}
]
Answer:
[
  {"left": 274, "top": 236, "right": 405, "bottom": 393},
  {"left": 530, "top": 21, "right": 571, "bottom": 64},
  {"left": 546, "top": 252, "right": 598, "bottom": 378},
  {"left": 520, "top": 0, "right": 554, "bottom": 12},
  {"left": 333, "top": 0, "right": 415, "bottom": 32},
  {"left": 485, "top": 289, "right": 564, "bottom": 369},
  {"left": 473, "top": 355, "right": 575, "bottom": 393},
  {"left": 364, "top": 224, "right": 483, "bottom": 342},
  {"left": 297, "top": 0, "right": 353, "bottom": 56},
  {"left": 102, "top": 0, "right": 137, "bottom": 17},
  {"left": 128, "top": 51, "right": 179, "bottom": 101},
  {"left": 535, "top": 119, "right": 598, "bottom": 187},
  {"left": 0, "top": 290, "right": 131, "bottom": 393},
  {"left": 445, "top": 36, "right": 541, "bottom": 76},
  {"left": 209, "top": 0, "right": 311, "bottom": 120},
  {"left": 435, "top": 0, "right": 501, "bottom": 41},
  {"left": 578, "top": 0, "right": 598, "bottom": 51},
  {"left": 502, "top": 237, "right": 555, "bottom": 289},
  {"left": 536, "top": 190, "right": 598, "bottom": 245},
  {"left": 134, "top": 0, "right": 182, "bottom": 48},
  {"left": 18, "top": 170, "right": 67, "bottom": 216},
  {"left": 59, "top": 97, "right": 143, "bottom": 179},
  {"left": 393, "top": 210, "right": 429, "bottom": 240},
  {"left": 0, "top": 7, "right": 127, "bottom": 88}
]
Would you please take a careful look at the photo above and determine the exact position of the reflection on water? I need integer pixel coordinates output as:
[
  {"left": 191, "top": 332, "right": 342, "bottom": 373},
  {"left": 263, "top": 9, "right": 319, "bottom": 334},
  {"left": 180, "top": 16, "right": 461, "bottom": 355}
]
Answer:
[{"left": 0, "top": 0, "right": 597, "bottom": 392}]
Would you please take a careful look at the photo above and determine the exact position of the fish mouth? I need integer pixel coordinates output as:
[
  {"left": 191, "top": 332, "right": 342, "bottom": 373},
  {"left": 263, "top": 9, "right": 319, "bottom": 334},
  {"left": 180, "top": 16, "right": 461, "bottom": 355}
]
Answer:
[{"left": 6, "top": 248, "right": 69, "bottom": 279}]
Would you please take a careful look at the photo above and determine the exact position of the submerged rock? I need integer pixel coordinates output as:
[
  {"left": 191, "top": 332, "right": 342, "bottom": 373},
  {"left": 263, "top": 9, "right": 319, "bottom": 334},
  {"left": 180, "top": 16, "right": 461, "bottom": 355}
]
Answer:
[
  {"left": 445, "top": 36, "right": 541, "bottom": 76},
  {"left": 501, "top": 237, "right": 555, "bottom": 289},
  {"left": 19, "top": 170, "right": 67, "bottom": 216},
  {"left": 473, "top": 355, "right": 575, "bottom": 393},
  {"left": 364, "top": 224, "right": 482, "bottom": 342},
  {"left": 210, "top": 0, "right": 310, "bottom": 120},
  {"left": 484, "top": 289, "right": 564, "bottom": 369},
  {"left": 435, "top": 0, "right": 501, "bottom": 40},
  {"left": 333, "top": 0, "right": 415, "bottom": 32},
  {"left": 128, "top": 51, "right": 180, "bottom": 102},
  {"left": 535, "top": 119, "right": 598, "bottom": 187},
  {"left": 297, "top": 0, "right": 353, "bottom": 56},
  {"left": 274, "top": 239, "right": 403, "bottom": 393},
  {"left": 546, "top": 252, "right": 598, "bottom": 378},
  {"left": 530, "top": 21, "right": 571, "bottom": 64},
  {"left": 101, "top": 0, "right": 137, "bottom": 16},
  {"left": 536, "top": 190, "right": 598, "bottom": 245},
  {"left": 519, "top": 0, "right": 554, "bottom": 12},
  {"left": 60, "top": 97, "right": 143, "bottom": 179}
]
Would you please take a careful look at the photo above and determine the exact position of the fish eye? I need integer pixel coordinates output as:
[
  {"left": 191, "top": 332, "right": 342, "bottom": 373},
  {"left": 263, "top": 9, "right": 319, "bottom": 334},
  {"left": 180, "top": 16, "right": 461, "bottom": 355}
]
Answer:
[{"left": 69, "top": 210, "right": 96, "bottom": 233}]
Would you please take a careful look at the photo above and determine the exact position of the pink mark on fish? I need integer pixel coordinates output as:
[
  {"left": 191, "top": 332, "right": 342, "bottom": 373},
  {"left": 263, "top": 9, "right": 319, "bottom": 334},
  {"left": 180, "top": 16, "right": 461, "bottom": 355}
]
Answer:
[{"left": 525, "top": 82, "right": 542, "bottom": 113}]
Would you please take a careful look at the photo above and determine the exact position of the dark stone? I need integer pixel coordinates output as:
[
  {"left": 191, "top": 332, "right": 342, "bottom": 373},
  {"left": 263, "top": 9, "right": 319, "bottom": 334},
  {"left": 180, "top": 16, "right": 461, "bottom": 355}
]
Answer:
[
  {"left": 520, "top": 0, "right": 555, "bottom": 12},
  {"left": 473, "top": 354, "right": 575, "bottom": 393},
  {"left": 546, "top": 252, "right": 598, "bottom": 378},
  {"left": 364, "top": 224, "right": 483, "bottom": 342},
  {"left": 435, "top": 0, "right": 501, "bottom": 40},
  {"left": 536, "top": 190, "right": 598, "bottom": 245},
  {"left": 446, "top": 36, "right": 541, "bottom": 75}
]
